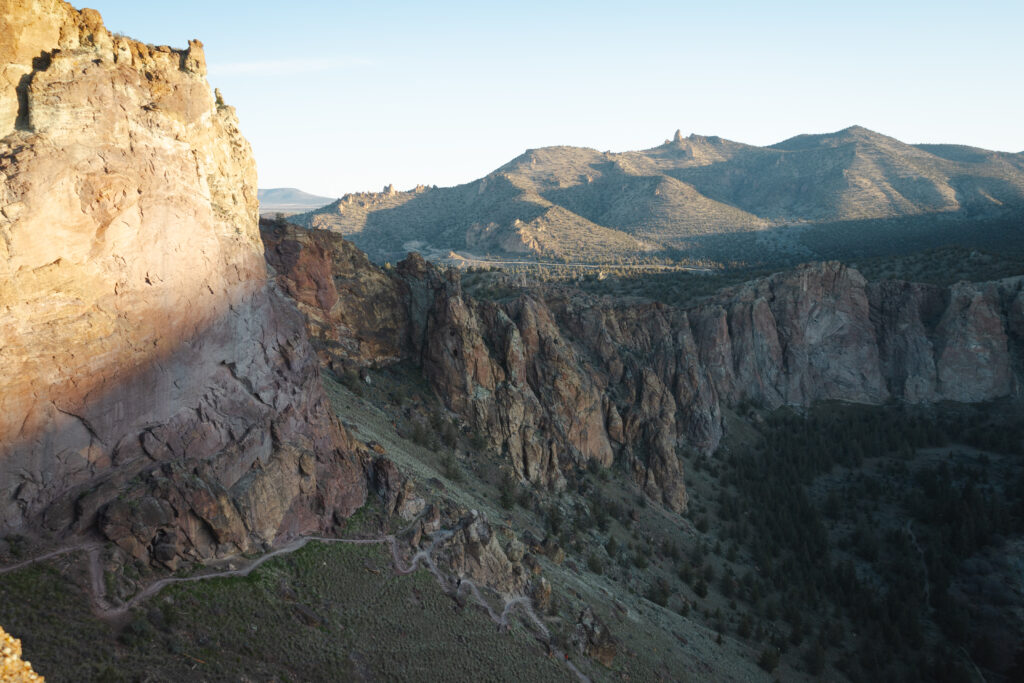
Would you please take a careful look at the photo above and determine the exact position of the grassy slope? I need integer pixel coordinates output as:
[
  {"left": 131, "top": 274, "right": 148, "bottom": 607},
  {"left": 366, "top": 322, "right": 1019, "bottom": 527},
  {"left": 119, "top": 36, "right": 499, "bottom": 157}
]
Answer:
[
  {"left": 325, "top": 365, "right": 793, "bottom": 682},
  {"left": 0, "top": 528, "right": 569, "bottom": 682}
]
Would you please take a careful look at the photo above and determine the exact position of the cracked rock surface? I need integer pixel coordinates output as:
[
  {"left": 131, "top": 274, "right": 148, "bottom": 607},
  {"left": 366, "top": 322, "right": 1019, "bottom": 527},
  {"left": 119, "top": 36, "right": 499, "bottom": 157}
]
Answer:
[{"left": 0, "top": 0, "right": 365, "bottom": 563}]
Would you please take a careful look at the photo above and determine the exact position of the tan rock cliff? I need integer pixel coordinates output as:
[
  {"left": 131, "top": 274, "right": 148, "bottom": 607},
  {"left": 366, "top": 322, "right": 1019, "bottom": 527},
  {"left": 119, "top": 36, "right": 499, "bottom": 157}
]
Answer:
[{"left": 0, "top": 1, "right": 365, "bottom": 565}]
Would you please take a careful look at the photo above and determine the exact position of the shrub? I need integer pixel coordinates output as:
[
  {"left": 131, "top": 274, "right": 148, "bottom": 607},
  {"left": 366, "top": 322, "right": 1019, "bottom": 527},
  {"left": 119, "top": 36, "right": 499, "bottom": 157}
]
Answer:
[
  {"left": 737, "top": 614, "right": 752, "bottom": 639},
  {"left": 440, "top": 420, "right": 459, "bottom": 448},
  {"left": 441, "top": 452, "right": 462, "bottom": 482},
  {"left": 340, "top": 369, "right": 364, "bottom": 397},
  {"left": 412, "top": 422, "right": 430, "bottom": 447},
  {"left": 546, "top": 506, "right": 564, "bottom": 535},
  {"left": 498, "top": 473, "right": 515, "bottom": 509},
  {"left": 470, "top": 431, "right": 488, "bottom": 452},
  {"left": 804, "top": 643, "right": 826, "bottom": 675},
  {"left": 757, "top": 647, "right": 780, "bottom": 673},
  {"left": 644, "top": 579, "right": 670, "bottom": 607}
]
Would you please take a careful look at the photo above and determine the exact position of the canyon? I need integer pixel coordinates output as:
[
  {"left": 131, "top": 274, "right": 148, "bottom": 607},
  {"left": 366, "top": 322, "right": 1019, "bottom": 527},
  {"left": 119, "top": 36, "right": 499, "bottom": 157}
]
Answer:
[
  {"left": 264, "top": 218, "right": 1023, "bottom": 512},
  {"left": 3, "top": 0, "right": 1019, "bottom": 557},
  {"left": 2, "top": 2, "right": 1023, "bottom": 681}
]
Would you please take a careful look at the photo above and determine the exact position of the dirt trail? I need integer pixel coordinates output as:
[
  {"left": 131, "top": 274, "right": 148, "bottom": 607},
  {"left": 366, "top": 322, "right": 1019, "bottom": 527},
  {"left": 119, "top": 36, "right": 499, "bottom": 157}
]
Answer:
[
  {"left": 1, "top": 527, "right": 589, "bottom": 682},
  {"left": 0, "top": 543, "right": 101, "bottom": 576}
]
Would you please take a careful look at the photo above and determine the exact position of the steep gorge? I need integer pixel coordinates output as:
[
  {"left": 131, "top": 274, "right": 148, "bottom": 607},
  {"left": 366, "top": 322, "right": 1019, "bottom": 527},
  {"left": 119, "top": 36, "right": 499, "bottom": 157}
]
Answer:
[
  {"left": 2, "top": 0, "right": 1021, "bottom": 605},
  {"left": 264, "top": 220, "right": 1024, "bottom": 512},
  {"left": 0, "top": 1, "right": 365, "bottom": 568}
]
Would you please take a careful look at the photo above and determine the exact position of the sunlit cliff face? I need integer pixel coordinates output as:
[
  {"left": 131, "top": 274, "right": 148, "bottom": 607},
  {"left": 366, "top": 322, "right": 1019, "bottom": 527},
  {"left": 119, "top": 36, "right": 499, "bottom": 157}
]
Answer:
[{"left": 0, "top": 1, "right": 365, "bottom": 544}]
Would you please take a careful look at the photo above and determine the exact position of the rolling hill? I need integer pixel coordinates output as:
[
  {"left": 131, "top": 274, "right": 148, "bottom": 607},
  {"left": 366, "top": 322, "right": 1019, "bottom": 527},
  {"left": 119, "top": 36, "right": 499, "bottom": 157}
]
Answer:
[{"left": 291, "top": 127, "right": 1024, "bottom": 266}]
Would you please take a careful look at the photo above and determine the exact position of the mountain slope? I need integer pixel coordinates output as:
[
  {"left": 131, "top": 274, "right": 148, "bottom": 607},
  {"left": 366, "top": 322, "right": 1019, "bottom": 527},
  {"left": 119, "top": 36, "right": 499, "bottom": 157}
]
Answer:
[{"left": 293, "top": 127, "right": 1024, "bottom": 265}]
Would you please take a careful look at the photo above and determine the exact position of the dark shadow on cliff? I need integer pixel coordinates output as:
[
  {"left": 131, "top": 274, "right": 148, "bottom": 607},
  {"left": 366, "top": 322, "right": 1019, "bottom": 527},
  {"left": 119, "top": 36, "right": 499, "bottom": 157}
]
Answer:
[
  {"left": 13, "top": 53, "right": 52, "bottom": 131},
  {"left": 0, "top": 281, "right": 366, "bottom": 569}
]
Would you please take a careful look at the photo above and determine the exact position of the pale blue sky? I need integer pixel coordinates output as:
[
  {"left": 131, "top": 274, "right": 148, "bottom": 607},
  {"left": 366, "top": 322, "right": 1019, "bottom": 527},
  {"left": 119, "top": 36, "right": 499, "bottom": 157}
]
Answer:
[{"left": 85, "top": 1, "right": 1023, "bottom": 197}]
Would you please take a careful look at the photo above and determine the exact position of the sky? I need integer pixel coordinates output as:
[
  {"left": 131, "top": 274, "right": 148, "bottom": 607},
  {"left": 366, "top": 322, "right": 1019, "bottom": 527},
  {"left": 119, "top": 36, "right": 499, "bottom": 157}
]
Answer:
[{"left": 85, "top": 1, "right": 1024, "bottom": 197}]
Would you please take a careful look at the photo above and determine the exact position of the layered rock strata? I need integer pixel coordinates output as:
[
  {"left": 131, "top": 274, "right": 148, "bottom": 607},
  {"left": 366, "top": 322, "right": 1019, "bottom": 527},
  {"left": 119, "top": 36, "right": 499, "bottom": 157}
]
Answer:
[
  {"left": 0, "top": 1, "right": 365, "bottom": 565},
  {"left": 264, "top": 222, "right": 1023, "bottom": 513}
]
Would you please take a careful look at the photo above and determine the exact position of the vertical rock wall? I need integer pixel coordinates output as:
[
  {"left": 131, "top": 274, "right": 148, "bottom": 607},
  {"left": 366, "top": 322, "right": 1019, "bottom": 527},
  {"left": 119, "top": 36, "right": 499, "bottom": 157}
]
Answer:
[
  {"left": 0, "top": 1, "right": 365, "bottom": 564},
  {"left": 262, "top": 220, "right": 1023, "bottom": 514}
]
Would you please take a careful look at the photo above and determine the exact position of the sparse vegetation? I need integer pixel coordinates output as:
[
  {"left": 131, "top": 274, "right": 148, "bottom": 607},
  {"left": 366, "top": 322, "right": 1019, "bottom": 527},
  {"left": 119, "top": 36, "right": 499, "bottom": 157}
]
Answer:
[
  {"left": 0, "top": 543, "right": 567, "bottom": 682},
  {"left": 720, "top": 402, "right": 1024, "bottom": 681}
]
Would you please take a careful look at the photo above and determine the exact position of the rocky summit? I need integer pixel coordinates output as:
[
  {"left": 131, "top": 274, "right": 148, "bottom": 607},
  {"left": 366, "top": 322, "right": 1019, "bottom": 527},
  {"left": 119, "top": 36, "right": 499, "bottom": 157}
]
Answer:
[{"left": 0, "top": 0, "right": 364, "bottom": 568}]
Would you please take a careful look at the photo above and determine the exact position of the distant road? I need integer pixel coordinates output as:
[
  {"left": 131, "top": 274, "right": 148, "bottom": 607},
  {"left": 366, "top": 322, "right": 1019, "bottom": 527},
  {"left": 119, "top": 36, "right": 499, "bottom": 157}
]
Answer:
[{"left": 444, "top": 257, "right": 712, "bottom": 273}]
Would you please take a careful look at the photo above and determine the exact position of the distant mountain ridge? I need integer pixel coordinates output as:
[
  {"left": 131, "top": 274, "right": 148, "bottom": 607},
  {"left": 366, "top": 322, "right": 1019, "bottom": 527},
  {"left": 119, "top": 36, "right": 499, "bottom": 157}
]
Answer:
[
  {"left": 292, "top": 126, "right": 1024, "bottom": 265},
  {"left": 258, "top": 187, "right": 335, "bottom": 213}
]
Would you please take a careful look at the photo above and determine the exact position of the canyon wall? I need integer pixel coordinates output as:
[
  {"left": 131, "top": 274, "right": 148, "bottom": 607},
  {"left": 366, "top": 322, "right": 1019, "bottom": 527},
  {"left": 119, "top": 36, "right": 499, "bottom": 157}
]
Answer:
[
  {"left": 0, "top": 1, "right": 365, "bottom": 566},
  {"left": 265, "top": 222, "right": 1023, "bottom": 513}
]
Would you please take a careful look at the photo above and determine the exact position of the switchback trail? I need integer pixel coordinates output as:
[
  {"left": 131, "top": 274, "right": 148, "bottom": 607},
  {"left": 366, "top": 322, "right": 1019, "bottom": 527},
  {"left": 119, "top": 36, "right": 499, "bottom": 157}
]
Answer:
[
  {"left": 0, "top": 542, "right": 101, "bottom": 576},
  {"left": 0, "top": 527, "right": 589, "bottom": 682}
]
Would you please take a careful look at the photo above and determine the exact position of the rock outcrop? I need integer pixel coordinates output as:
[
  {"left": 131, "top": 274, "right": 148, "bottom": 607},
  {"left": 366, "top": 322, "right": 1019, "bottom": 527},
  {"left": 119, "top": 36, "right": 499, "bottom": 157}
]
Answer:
[
  {"left": 265, "top": 220, "right": 1023, "bottom": 515},
  {"left": 572, "top": 607, "right": 617, "bottom": 667},
  {"left": 261, "top": 217, "right": 409, "bottom": 368},
  {"left": 368, "top": 456, "right": 425, "bottom": 522},
  {"left": 0, "top": 1, "right": 365, "bottom": 565},
  {"left": 0, "top": 625, "right": 43, "bottom": 682},
  {"left": 434, "top": 511, "right": 526, "bottom": 594}
]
